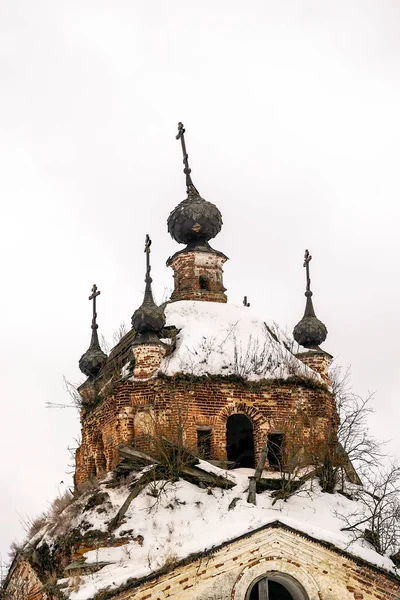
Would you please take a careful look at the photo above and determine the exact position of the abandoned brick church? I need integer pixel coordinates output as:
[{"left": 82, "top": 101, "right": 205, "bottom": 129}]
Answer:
[
  {"left": 4, "top": 124, "right": 400, "bottom": 600},
  {"left": 75, "top": 123, "right": 336, "bottom": 489}
]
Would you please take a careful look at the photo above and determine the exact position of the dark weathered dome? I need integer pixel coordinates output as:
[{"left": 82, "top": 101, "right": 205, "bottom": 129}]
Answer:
[
  {"left": 293, "top": 292, "right": 328, "bottom": 349},
  {"left": 79, "top": 336, "right": 108, "bottom": 378},
  {"left": 167, "top": 188, "right": 223, "bottom": 245},
  {"left": 131, "top": 291, "right": 166, "bottom": 333}
]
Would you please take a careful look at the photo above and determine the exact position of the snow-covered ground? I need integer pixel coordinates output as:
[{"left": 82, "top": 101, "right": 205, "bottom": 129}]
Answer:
[
  {"left": 160, "top": 301, "right": 316, "bottom": 381},
  {"left": 28, "top": 466, "right": 394, "bottom": 600}
]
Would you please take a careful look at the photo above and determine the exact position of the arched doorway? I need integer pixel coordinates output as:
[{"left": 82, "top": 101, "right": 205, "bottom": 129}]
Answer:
[
  {"left": 226, "top": 414, "right": 255, "bottom": 467},
  {"left": 247, "top": 573, "right": 308, "bottom": 600}
]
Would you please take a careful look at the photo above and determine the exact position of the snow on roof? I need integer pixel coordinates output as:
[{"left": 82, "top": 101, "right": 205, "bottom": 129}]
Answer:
[
  {"left": 160, "top": 301, "right": 317, "bottom": 381},
  {"left": 42, "top": 468, "right": 396, "bottom": 600}
]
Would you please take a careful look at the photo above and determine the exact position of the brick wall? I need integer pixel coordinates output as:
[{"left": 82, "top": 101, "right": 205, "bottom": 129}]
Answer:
[
  {"left": 132, "top": 344, "right": 167, "bottom": 379},
  {"left": 4, "top": 558, "right": 50, "bottom": 600},
  {"left": 75, "top": 377, "right": 338, "bottom": 486},
  {"left": 296, "top": 352, "right": 332, "bottom": 386},
  {"left": 168, "top": 251, "right": 227, "bottom": 303},
  {"left": 100, "top": 525, "right": 400, "bottom": 600}
]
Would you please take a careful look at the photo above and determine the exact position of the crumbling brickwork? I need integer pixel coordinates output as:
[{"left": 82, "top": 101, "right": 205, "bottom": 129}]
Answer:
[
  {"left": 132, "top": 343, "right": 167, "bottom": 379},
  {"left": 167, "top": 250, "right": 227, "bottom": 303},
  {"left": 3, "top": 558, "right": 50, "bottom": 600},
  {"left": 75, "top": 376, "right": 338, "bottom": 486},
  {"left": 296, "top": 351, "right": 332, "bottom": 386}
]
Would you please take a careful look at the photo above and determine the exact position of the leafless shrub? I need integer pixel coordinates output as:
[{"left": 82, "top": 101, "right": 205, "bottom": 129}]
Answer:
[
  {"left": 113, "top": 323, "right": 128, "bottom": 346},
  {"left": 50, "top": 490, "right": 75, "bottom": 519},
  {"left": 100, "top": 322, "right": 128, "bottom": 355},
  {"left": 27, "top": 514, "right": 48, "bottom": 539},
  {"left": 45, "top": 376, "right": 84, "bottom": 411},
  {"left": 176, "top": 321, "right": 319, "bottom": 384},
  {"left": 338, "top": 462, "right": 400, "bottom": 556},
  {"left": 310, "top": 366, "right": 386, "bottom": 494},
  {"left": 333, "top": 366, "right": 385, "bottom": 473},
  {"left": 7, "top": 542, "right": 22, "bottom": 564}
]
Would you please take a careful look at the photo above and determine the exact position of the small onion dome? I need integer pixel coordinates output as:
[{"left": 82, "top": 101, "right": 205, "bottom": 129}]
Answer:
[
  {"left": 131, "top": 291, "right": 166, "bottom": 334},
  {"left": 167, "top": 187, "right": 223, "bottom": 245},
  {"left": 293, "top": 291, "right": 328, "bottom": 349},
  {"left": 79, "top": 329, "right": 107, "bottom": 378},
  {"left": 79, "top": 284, "right": 108, "bottom": 378},
  {"left": 131, "top": 235, "right": 166, "bottom": 340}
]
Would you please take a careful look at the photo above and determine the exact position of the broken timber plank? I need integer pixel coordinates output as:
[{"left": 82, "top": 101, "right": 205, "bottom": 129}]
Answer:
[
  {"left": 117, "top": 444, "right": 159, "bottom": 466},
  {"left": 108, "top": 468, "right": 156, "bottom": 532},
  {"left": 248, "top": 444, "right": 269, "bottom": 504},
  {"left": 180, "top": 465, "right": 235, "bottom": 489}
]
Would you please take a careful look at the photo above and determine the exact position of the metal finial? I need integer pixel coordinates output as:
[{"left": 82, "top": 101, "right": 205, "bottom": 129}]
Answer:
[
  {"left": 303, "top": 249, "right": 312, "bottom": 294},
  {"left": 142, "top": 234, "right": 154, "bottom": 304},
  {"left": 89, "top": 284, "right": 101, "bottom": 330},
  {"left": 144, "top": 234, "right": 152, "bottom": 283},
  {"left": 176, "top": 122, "right": 199, "bottom": 195}
]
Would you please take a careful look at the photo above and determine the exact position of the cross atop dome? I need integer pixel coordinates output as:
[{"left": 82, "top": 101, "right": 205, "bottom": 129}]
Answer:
[
  {"left": 293, "top": 249, "right": 328, "bottom": 350},
  {"left": 131, "top": 234, "right": 166, "bottom": 342},
  {"left": 167, "top": 122, "right": 228, "bottom": 303},
  {"left": 79, "top": 284, "right": 108, "bottom": 378},
  {"left": 176, "top": 121, "right": 199, "bottom": 196},
  {"left": 167, "top": 121, "right": 223, "bottom": 248}
]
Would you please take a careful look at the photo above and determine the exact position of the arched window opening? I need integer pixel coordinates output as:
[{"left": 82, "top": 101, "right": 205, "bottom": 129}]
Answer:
[
  {"left": 247, "top": 573, "right": 308, "bottom": 600},
  {"left": 199, "top": 274, "right": 210, "bottom": 290},
  {"left": 226, "top": 414, "right": 255, "bottom": 468},
  {"left": 267, "top": 433, "right": 284, "bottom": 471}
]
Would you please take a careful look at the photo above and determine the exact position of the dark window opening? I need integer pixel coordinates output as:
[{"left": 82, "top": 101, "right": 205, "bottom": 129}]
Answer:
[
  {"left": 267, "top": 433, "right": 284, "bottom": 471},
  {"left": 199, "top": 274, "right": 210, "bottom": 290},
  {"left": 197, "top": 428, "right": 212, "bottom": 459},
  {"left": 249, "top": 579, "right": 294, "bottom": 600},
  {"left": 226, "top": 414, "right": 255, "bottom": 468}
]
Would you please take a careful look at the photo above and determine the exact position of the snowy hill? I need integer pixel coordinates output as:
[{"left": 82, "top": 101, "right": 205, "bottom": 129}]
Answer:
[{"left": 18, "top": 464, "right": 397, "bottom": 600}]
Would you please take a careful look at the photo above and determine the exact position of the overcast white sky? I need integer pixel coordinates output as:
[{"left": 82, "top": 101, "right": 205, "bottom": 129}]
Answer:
[{"left": 1, "top": 0, "right": 400, "bottom": 564}]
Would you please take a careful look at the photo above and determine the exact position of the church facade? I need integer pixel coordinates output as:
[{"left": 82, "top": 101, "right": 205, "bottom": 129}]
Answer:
[{"left": 75, "top": 122, "right": 337, "bottom": 489}]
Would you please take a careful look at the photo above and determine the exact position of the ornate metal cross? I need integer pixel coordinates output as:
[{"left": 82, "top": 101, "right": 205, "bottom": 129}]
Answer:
[
  {"left": 303, "top": 249, "right": 312, "bottom": 292},
  {"left": 144, "top": 234, "right": 152, "bottom": 280},
  {"left": 176, "top": 121, "right": 197, "bottom": 192},
  {"left": 89, "top": 284, "right": 100, "bottom": 329}
]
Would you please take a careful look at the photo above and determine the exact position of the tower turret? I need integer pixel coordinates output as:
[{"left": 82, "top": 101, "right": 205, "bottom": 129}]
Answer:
[
  {"left": 79, "top": 284, "right": 108, "bottom": 378},
  {"left": 167, "top": 122, "right": 228, "bottom": 303}
]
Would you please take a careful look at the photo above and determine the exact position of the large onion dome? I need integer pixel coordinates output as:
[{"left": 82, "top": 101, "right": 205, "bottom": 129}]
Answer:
[
  {"left": 79, "top": 285, "right": 108, "bottom": 378},
  {"left": 293, "top": 291, "right": 328, "bottom": 349},
  {"left": 168, "top": 122, "right": 222, "bottom": 246},
  {"left": 131, "top": 235, "right": 165, "bottom": 342},
  {"left": 167, "top": 189, "right": 222, "bottom": 245},
  {"left": 293, "top": 250, "right": 328, "bottom": 350}
]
